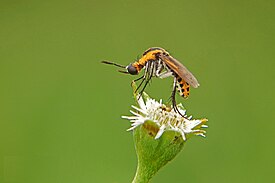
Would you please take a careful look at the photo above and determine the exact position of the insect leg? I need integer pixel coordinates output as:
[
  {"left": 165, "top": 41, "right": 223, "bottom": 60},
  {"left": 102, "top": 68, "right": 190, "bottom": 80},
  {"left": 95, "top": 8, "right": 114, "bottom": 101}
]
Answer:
[
  {"left": 135, "top": 61, "right": 151, "bottom": 94},
  {"left": 131, "top": 74, "right": 144, "bottom": 92},
  {"left": 155, "top": 60, "right": 173, "bottom": 79},
  {"left": 155, "top": 60, "right": 164, "bottom": 75},
  {"left": 157, "top": 70, "right": 174, "bottom": 79},
  {"left": 171, "top": 77, "right": 185, "bottom": 117},
  {"left": 133, "top": 75, "right": 144, "bottom": 82},
  {"left": 135, "top": 76, "right": 146, "bottom": 93},
  {"left": 138, "top": 61, "right": 155, "bottom": 97}
]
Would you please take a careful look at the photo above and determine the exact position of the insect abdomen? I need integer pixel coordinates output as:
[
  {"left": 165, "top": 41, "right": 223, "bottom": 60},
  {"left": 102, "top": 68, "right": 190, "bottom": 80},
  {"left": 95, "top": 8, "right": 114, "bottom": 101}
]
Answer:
[{"left": 176, "top": 77, "right": 190, "bottom": 98}]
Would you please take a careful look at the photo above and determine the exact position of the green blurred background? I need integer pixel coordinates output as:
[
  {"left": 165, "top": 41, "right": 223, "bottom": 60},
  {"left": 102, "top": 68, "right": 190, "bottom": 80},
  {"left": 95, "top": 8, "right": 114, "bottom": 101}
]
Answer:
[{"left": 1, "top": 0, "right": 275, "bottom": 182}]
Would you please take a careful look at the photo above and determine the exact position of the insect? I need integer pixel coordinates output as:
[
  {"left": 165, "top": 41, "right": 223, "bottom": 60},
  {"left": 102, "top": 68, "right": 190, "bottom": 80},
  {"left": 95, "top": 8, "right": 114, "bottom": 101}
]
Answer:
[{"left": 102, "top": 47, "right": 200, "bottom": 116}]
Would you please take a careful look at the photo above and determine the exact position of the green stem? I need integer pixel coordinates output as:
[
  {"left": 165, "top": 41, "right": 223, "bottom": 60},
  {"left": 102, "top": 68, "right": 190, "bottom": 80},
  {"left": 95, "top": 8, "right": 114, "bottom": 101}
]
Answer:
[
  {"left": 132, "top": 162, "right": 154, "bottom": 183},
  {"left": 131, "top": 121, "right": 185, "bottom": 183}
]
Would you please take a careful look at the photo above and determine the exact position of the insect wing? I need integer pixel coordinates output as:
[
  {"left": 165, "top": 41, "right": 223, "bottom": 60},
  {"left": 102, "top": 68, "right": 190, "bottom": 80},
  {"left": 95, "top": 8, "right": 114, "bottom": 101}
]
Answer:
[{"left": 159, "top": 54, "right": 200, "bottom": 88}]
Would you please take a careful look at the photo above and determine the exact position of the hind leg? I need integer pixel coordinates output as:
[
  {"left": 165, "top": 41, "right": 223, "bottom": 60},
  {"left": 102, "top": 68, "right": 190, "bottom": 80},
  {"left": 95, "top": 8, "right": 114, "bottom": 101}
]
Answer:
[{"left": 171, "top": 77, "right": 186, "bottom": 117}]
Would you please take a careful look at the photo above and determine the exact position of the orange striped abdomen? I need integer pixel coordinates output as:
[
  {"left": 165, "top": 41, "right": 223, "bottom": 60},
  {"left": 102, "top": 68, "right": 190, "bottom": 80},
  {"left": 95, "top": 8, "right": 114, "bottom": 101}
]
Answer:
[{"left": 176, "top": 76, "right": 190, "bottom": 98}]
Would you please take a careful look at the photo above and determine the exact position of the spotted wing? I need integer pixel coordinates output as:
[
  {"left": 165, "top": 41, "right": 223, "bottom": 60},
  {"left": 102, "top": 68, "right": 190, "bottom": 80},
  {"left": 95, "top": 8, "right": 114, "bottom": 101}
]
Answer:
[{"left": 159, "top": 54, "right": 200, "bottom": 88}]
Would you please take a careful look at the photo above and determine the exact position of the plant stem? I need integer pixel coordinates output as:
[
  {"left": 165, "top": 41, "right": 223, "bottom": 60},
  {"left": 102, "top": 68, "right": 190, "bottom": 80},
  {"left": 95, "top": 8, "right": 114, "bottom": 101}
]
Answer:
[{"left": 132, "top": 162, "right": 154, "bottom": 183}]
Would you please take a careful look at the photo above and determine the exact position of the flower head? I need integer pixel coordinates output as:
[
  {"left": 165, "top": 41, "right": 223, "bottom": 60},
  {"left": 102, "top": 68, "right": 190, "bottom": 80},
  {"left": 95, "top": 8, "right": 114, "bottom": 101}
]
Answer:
[{"left": 122, "top": 93, "right": 208, "bottom": 141}]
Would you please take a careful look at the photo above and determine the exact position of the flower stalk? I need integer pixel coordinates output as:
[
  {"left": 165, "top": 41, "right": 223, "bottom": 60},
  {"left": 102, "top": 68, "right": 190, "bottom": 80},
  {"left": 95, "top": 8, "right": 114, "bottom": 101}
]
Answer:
[
  {"left": 123, "top": 82, "right": 208, "bottom": 183},
  {"left": 132, "top": 120, "right": 185, "bottom": 183}
]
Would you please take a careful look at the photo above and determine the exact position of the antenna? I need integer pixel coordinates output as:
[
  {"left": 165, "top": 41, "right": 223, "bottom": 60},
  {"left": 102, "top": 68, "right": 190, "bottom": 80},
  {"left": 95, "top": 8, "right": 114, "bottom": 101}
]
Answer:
[
  {"left": 118, "top": 70, "right": 129, "bottom": 74},
  {"left": 101, "top": 60, "right": 126, "bottom": 68}
]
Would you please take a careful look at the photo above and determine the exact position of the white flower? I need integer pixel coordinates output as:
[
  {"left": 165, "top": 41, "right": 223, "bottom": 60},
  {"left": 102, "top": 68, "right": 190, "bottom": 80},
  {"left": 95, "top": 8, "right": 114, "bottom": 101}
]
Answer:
[{"left": 122, "top": 94, "right": 208, "bottom": 141}]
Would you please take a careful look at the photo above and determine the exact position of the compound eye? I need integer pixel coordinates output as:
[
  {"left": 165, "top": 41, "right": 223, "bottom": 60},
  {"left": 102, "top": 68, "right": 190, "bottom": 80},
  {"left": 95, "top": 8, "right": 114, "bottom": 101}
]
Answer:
[{"left": 127, "top": 64, "right": 138, "bottom": 75}]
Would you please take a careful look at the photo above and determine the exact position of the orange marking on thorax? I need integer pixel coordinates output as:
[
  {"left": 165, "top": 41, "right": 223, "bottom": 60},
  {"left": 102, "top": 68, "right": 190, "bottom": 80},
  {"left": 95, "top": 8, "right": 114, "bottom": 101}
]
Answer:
[
  {"left": 132, "top": 49, "right": 166, "bottom": 72},
  {"left": 131, "top": 47, "right": 170, "bottom": 73}
]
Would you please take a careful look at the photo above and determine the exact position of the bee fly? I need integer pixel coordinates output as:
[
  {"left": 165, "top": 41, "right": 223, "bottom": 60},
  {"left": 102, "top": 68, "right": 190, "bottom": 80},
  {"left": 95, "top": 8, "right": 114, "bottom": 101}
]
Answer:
[{"left": 101, "top": 47, "right": 200, "bottom": 117}]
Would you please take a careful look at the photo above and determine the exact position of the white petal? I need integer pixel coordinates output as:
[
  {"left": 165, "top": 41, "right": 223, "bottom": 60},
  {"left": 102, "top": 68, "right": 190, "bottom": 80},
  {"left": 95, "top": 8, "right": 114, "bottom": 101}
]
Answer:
[
  {"left": 127, "top": 126, "right": 138, "bottom": 131},
  {"left": 130, "top": 110, "right": 144, "bottom": 117},
  {"left": 155, "top": 125, "right": 166, "bottom": 139},
  {"left": 121, "top": 116, "right": 139, "bottom": 120},
  {"left": 131, "top": 105, "right": 147, "bottom": 115},
  {"left": 137, "top": 95, "right": 146, "bottom": 110},
  {"left": 179, "top": 130, "right": 186, "bottom": 141},
  {"left": 123, "top": 93, "right": 207, "bottom": 141}
]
